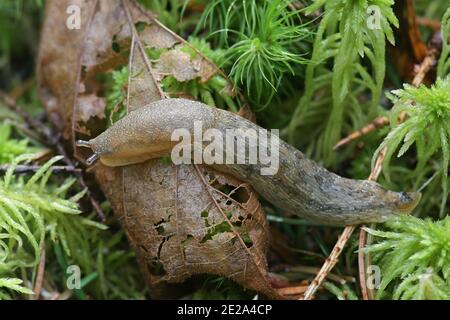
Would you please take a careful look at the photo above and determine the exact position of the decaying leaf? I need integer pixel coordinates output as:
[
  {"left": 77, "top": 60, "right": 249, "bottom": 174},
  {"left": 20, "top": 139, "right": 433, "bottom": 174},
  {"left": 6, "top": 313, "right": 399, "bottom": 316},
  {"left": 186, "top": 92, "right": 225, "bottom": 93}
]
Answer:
[
  {"left": 121, "top": 161, "right": 278, "bottom": 298},
  {"left": 38, "top": 0, "right": 280, "bottom": 298},
  {"left": 140, "top": 24, "right": 179, "bottom": 49},
  {"left": 81, "top": 0, "right": 128, "bottom": 70},
  {"left": 76, "top": 94, "right": 106, "bottom": 123},
  {"left": 125, "top": 14, "right": 165, "bottom": 111},
  {"left": 156, "top": 49, "right": 200, "bottom": 82},
  {"left": 37, "top": 0, "right": 98, "bottom": 139}
]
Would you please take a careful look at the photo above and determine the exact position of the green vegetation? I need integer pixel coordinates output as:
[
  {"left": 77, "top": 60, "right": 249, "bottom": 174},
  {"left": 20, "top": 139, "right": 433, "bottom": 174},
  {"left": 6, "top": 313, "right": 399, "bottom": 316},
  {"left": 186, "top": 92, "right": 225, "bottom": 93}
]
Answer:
[
  {"left": 0, "top": 153, "right": 146, "bottom": 299},
  {"left": 215, "top": 0, "right": 311, "bottom": 107},
  {"left": 365, "top": 215, "right": 450, "bottom": 299},
  {"left": 374, "top": 77, "right": 450, "bottom": 216},
  {"left": 288, "top": 0, "right": 398, "bottom": 165}
]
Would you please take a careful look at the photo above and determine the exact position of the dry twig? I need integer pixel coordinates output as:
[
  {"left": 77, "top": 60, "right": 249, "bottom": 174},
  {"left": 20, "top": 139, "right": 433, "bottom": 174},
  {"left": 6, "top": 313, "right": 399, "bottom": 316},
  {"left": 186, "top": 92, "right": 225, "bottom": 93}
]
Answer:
[
  {"left": 333, "top": 116, "right": 389, "bottom": 150},
  {"left": 301, "top": 225, "right": 356, "bottom": 300},
  {"left": 416, "top": 17, "right": 441, "bottom": 32},
  {"left": 32, "top": 246, "right": 46, "bottom": 300},
  {"left": 0, "top": 164, "right": 81, "bottom": 174},
  {"left": 278, "top": 285, "right": 308, "bottom": 296}
]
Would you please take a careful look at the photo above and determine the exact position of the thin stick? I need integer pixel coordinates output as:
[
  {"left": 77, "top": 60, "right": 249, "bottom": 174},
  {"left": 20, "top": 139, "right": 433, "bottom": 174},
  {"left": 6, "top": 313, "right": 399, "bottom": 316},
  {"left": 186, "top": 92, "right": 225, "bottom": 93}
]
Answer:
[
  {"left": 358, "top": 226, "right": 369, "bottom": 300},
  {"left": 357, "top": 146, "right": 386, "bottom": 300},
  {"left": 32, "top": 246, "right": 46, "bottom": 300},
  {"left": 278, "top": 285, "right": 308, "bottom": 296},
  {"left": 416, "top": 17, "right": 441, "bottom": 32},
  {"left": 334, "top": 116, "right": 389, "bottom": 150},
  {"left": 368, "top": 147, "right": 387, "bottom": 182},
  {"left": 0, "top": 164, "right": 81, "bottom": 174},
  {"left": 301, "top": 225, "right": 356, "bottom": 300},
  {"left": 302, "top": 144, "right": 384, "bottom": 300},
  {"left": 411, "top": 53, "right": 438, "bottom": 87},
  {"left": 0, "top": 91, "right": 54, "bottom": 139},
  {"left": 301, "top": 138, "right": 385, "bottom": 300}
]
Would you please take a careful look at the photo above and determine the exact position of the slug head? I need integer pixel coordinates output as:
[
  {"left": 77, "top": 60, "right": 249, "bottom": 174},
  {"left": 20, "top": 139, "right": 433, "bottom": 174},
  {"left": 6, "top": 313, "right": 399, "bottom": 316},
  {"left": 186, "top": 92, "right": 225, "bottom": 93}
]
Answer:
[
  {"left": 394, "top": 191, "right": 422, "bottom": 214},
  {"left": 361, "top": 178, "right": 422, "bottom": 217},
  {"left": 76, "top": 135, "right": 172, "bottom": 167},
  {"left": 344, "top": 180, "right": 422, "bottom": 224}
]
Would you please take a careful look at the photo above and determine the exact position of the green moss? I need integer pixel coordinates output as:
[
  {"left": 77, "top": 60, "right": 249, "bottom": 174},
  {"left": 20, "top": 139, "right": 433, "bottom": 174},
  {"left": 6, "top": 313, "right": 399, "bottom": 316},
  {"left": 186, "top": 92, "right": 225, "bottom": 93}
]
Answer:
[
  {"left": 0, "top": 155, "right": 146, "bottom": 300},
  {"left": 200, "top": 0, "right": 311, "bottom": 108},
  {"left": 288, "top": 0, "right": 398, "bottom": 166},
  {"left": 0, "top": 124, "right": 38, "bottom": 163},
  {"left": 365, "top": 215, "right": 450, "bottom": 300},
  {"left": 375, "top": 77, "right": 450, "bottom": 216}
]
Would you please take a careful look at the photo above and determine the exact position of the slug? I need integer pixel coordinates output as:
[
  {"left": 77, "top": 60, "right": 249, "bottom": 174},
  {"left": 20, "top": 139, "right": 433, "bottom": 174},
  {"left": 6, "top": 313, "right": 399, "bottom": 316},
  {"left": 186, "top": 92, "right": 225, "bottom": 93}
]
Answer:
[{"left": 77, "top": 98, "right": 421, "bottom": 225}]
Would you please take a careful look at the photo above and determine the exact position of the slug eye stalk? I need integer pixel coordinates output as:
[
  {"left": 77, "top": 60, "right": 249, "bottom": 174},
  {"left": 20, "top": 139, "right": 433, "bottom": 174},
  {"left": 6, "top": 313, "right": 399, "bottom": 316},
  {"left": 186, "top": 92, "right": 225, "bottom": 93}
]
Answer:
[
  {"left": 76, "top": 139, "right": 92, "bottom": 148},
  {"left": 76, "top": 140, "right": 99, "bottom": 166}
]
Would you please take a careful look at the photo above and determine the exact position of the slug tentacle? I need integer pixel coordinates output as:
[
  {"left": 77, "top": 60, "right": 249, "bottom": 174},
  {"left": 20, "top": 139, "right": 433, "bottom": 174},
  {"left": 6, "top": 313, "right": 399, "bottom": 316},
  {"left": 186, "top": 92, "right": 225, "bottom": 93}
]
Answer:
[
  {"left": 86, "top": 153, "right": 100, "bottom": 166},
  {"left": 76, "top": 139, "right": 92, "bottom": 148},
  {"left": 76, "top": 140, "right": 99, "bottom": 165},
  {"left": 79, "top": 98, "right": 421, "bottom": 225}
]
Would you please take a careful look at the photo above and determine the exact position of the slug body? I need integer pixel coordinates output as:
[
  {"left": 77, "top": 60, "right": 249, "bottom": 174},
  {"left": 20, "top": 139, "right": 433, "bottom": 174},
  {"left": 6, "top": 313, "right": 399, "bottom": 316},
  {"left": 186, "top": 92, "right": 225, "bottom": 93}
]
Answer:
[{"left": 79, "top": 98, "right": 420, "bottom": 225}]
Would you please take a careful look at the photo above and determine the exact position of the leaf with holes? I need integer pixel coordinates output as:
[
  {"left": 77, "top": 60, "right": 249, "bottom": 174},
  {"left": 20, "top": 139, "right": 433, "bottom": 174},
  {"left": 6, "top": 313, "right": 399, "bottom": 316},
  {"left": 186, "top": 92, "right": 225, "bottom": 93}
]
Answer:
[
  {"left": 118, "top": 161, "right": 279, "bottom": 298},
  {"left": 38, "top": 0, "right": 279, "bottom": 298}
]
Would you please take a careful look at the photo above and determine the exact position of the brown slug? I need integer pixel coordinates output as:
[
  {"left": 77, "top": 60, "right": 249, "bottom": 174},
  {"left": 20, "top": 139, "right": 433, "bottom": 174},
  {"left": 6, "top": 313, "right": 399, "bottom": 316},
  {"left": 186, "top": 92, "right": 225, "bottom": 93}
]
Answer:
[{"left": 77, "top": 98, "right": 421, "bottom": 225}]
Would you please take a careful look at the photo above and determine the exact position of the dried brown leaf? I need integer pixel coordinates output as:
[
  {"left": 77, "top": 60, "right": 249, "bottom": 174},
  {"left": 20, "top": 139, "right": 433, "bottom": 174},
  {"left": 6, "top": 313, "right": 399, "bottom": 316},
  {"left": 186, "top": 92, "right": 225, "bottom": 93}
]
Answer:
[
  {"left": 81, "top": 1, "right": 128, "bottom": 70},
  {"left": 38, "top": 0, "right": 275, "bottom": 299},
  {"left": 37, "top": 0, "right": 98, "bottom": 139},
  {"left": 155, "top": 48, "right": 218, "bottom": 83},
  {"left": 123, "top": 1, "right": 166, "bottom": 111},
  {"left": 119, "top": 161, "right": 280, "bottom": 298},
  {"left": 155, "top": 49, "right": 199, "bottom": 82},
  {"left": 76, "top": 94, "right": 106, "bottom": 122},
  {"left": 140, "top": 24, "right": 179, "bottom": 49}
]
